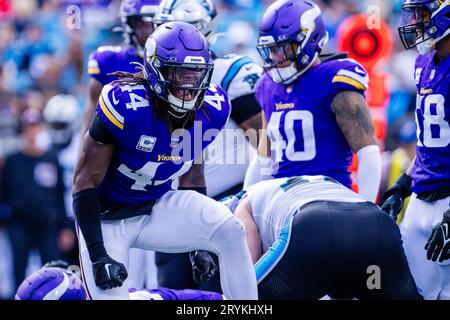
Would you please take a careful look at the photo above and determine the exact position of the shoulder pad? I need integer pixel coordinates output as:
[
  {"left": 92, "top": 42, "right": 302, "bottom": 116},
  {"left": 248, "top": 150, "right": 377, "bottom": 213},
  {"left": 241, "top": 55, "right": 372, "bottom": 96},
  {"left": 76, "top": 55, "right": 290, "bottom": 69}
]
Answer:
[
  {"left": 88, "top": 46, "right": 123, "bottom": 76},
  {"left": 329, "top": 58, "right": 369, "bottom": 91},
  {"left": 214, "top": 55, "right": 262, "bottom": 98},
  {"left": 97, "top": 83, "right": 127, "bottom": 130}
]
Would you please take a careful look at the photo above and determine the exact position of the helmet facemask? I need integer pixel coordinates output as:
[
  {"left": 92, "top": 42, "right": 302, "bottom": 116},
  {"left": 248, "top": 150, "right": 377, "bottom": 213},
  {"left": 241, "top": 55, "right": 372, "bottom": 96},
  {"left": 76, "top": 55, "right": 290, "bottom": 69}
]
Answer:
[
  {"left": 163, "top": 63, "right": 213, "bottom": 116},
  {"left": 398, "top": 1, "right": 450, "bottom": 54},
  {"left": 145, "top": 57, "right": 214, "bottom": 118},
  {"left": 258, "top": 39, "right": 302, "bottom": 84}
]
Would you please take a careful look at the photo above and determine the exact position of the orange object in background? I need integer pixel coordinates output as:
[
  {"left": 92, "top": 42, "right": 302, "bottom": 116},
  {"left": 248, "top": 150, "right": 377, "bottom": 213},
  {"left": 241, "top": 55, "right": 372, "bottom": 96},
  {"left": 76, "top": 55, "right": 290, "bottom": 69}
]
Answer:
[{"left": 336, "top": 14, "right": 393, "bottom": 200}]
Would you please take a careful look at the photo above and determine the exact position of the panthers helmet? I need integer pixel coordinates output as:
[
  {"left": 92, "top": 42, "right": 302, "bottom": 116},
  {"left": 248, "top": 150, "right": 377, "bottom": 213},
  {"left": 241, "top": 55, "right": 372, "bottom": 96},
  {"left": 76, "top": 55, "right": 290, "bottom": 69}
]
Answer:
[
  {"left": 154, "top": 0, "right": 217, "bottom": 39},
  {"left": 398, "top": 0, "right": 450, "bottom": 54},
  {"left": 143, "top": 21, "right": 214, "bottom": 116},
  {"left": 15, "top": 267, "right": 86, "bottom": 300},
  {"left": 43, "top": 94, "right": 80, "bottom": 147},
  {"left": 257, "top": 0, "right": 328, "bottom": 84}
]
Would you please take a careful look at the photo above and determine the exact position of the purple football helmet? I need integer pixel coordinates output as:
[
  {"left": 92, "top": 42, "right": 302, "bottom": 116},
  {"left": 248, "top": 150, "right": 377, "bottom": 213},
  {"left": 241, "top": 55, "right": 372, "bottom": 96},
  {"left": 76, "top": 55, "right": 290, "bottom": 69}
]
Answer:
[
  {"left": 143, "top": 21, "right": 214, "bottom": 116},
  {"left": 15, "top": 267, "right": 86, "bottom": 300},
  {"left": 120, "top": 0, "right": 162, "bottom": 52},
  {"left": 257, "top": 0, "right": 328, "bottom": 84},
  {"left": 398, "top": 0, "right": 450, "bottom": 54}
]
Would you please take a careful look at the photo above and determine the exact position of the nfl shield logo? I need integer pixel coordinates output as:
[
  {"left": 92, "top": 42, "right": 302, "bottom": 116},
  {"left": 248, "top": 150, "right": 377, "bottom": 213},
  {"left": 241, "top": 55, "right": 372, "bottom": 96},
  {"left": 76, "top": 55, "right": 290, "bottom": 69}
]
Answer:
[{"left": 136, "top": 135, "right": 157, "bottom": 152}]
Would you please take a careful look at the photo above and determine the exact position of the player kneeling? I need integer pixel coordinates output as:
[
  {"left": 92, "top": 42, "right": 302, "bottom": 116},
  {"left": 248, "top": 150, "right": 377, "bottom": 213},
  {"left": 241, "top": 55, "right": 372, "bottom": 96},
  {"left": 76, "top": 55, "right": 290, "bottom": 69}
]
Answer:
[
  {"left": 72, "top": 21, "right": 257, "bottom": 300},
  {"left": 227, "top": 176, "right": 423, "bottom": 299}
]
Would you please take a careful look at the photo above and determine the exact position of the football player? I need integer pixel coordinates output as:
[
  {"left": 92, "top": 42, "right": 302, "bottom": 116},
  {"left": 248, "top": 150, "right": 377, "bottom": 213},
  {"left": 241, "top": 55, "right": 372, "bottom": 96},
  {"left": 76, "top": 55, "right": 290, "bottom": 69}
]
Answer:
[
  {"left": 15, "top": 266, "right": 224, "bottom": 300},
  {"left": 72, "top": 22, "right": 257, "bottom": 299},
  {"left": 43, "top": 95, "right": 82, "bottom": 265},
  {"left": 381, "top": 0, "right": 450, "bottom": 300},
  {"left": 152, "top": 0, "right": 263, "bottom": 292},
  {"left": 84, "top": 0, "right": 162, "bottom": 290},
  {"left": 229, "top": 176, "right": 422, "bottom": 300},
  {"left": 244, "top": 0, "right": 382, "bottom": 203}
]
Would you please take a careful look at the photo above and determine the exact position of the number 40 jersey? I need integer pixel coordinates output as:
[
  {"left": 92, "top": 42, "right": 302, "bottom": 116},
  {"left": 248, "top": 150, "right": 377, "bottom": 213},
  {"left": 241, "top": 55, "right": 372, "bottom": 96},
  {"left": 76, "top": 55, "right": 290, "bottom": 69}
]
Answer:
[
  {"left": 255, "top": 58, "right": 369, "bottom": 189},
  {"left": 411, "top": 52, "right": 450, "bottom": 194}
]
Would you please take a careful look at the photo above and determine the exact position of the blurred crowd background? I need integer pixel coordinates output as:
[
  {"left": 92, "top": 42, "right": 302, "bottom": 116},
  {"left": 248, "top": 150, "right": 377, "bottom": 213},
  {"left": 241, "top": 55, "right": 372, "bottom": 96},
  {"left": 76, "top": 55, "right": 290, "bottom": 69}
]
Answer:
[{"left": 0, "top": 0, "right": 419, "bottom": 299}]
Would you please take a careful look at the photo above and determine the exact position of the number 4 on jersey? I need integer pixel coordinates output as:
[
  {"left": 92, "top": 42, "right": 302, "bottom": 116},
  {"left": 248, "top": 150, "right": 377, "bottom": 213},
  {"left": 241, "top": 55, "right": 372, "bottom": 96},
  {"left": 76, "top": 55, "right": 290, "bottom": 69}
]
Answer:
[{"left": 204, "top": 84, "right": 225, "bottom": 111}]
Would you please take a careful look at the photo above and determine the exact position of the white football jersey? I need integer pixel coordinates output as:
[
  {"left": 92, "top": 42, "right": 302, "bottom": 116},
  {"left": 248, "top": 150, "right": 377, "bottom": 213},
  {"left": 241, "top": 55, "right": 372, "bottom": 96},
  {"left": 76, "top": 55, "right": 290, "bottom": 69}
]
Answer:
[
  {"left": 205, "top": 54, "right": 263, "bottom": 197},
  {"left": 246, "top": 176, "right": 367, "bottom": 252}
]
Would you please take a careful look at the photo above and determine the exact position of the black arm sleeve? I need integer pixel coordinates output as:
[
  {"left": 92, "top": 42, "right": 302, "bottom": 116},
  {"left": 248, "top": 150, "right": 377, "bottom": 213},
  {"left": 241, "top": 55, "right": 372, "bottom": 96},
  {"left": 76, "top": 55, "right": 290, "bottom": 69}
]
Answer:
[
  {"left": 73, "top": 188, "right": 107, "bottom": 262},
  {"left": 89, "top": 115, "right": 115, "bottom": 145},
  {"left": 230, "top": 93, "right": 262, "bottom": 125}
]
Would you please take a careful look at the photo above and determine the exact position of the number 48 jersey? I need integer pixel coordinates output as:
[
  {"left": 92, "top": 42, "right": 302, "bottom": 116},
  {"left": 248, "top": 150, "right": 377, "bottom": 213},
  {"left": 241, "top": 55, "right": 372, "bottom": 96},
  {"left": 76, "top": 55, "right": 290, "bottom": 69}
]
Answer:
[
  {"left": 411, "top": 52, "right": 450, "bottom": 194},
  {"left": 95, "top": 82, "right": 231, "bottom": 208}
]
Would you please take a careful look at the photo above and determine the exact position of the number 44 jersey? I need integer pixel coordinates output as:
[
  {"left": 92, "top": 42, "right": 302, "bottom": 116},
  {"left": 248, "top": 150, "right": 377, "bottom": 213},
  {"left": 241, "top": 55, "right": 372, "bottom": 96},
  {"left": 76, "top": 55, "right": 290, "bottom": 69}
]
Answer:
[
  {"left": 255, "top": 58, "right": 369, "bottom": 189},
  {"left": 94, "top": 82, "right": 231, "bottom": 207},
  {"left": 411, "top": 52, "right": 450, "bottom": 194}
]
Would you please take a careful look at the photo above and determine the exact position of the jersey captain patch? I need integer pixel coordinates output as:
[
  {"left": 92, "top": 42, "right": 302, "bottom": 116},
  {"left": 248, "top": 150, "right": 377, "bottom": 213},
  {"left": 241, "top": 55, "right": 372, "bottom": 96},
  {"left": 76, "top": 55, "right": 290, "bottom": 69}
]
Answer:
[{"left": 136, "top": 135, "right": 157, "bottom": 152}]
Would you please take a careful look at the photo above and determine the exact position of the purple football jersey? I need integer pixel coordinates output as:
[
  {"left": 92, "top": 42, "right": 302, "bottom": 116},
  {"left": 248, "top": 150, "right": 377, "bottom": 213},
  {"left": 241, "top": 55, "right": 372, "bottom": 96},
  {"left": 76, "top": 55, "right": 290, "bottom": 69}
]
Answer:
[
  {"left": 411, "top": 52, "right": 450, "bottom": 194},
  {"left": 255, "top": 58, "right": 369, "bottom": 188},
  {"left": 87, "top": 46, "right": 141, "bottom": 85},
  {"left": 95, "top": 82, "right": 231, "bottom": 208}
]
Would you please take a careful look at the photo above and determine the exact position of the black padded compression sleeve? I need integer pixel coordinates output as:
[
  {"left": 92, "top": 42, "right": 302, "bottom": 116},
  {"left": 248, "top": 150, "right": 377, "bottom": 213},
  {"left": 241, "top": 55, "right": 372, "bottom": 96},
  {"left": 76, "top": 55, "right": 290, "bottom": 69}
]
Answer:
[
  {"left": 230, "top": 94, "right": 262, "bottom": 125},
  {"left": 73, "top": 188, "right": 107, "bottom": 262},
  {"left": 89, "top": 115, "right": 115, "bottom": 144}
]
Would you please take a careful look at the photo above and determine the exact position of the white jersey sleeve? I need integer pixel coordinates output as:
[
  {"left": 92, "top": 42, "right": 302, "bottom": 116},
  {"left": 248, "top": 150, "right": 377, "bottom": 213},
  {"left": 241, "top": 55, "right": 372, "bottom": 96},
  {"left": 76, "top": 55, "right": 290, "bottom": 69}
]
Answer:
[{"left": 211, "top": 54, "right": 263, "bottom": 101}]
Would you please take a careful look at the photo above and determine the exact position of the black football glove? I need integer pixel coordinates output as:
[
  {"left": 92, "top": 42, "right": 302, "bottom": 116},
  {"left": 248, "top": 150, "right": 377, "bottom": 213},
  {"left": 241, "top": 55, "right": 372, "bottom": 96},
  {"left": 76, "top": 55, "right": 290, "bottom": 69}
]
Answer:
[
  {"left": 425, "top": 209, "right": 450, "bottom": 263},
  {"left": 380, "top": 173, "right": 412, "bottom": 221},
  {"left": 189, "top": 250, "right": 217, "bottom": 284},
  {"left": 92, "top": 255, "right": 128, "bottom": 290}
]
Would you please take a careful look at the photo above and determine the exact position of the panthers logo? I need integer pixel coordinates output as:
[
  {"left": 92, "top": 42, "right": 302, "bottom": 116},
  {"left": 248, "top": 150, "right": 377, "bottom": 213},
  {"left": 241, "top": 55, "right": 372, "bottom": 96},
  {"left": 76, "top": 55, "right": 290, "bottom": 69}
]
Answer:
[{"left": 243, "top": 73, "right": 260, "bottom": 90}]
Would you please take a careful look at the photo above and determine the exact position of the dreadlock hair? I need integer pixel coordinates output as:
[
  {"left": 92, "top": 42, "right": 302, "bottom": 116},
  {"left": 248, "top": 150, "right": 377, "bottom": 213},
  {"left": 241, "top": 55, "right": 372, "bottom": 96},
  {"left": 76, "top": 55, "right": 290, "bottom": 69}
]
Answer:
[{"left": 109, "top": 69, "right": 210, "bottom": 132}]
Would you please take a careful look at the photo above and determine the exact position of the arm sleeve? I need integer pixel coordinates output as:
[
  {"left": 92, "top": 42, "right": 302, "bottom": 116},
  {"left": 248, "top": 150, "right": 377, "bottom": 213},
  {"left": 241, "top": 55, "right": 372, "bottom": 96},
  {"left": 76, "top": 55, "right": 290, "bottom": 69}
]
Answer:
[
  {"left": 243, "top": 155, "right": 273, "bottom": 189},
  {"left": 230, "top": 93, "right": 261, "bottom": 125},
  {"left": 357, "top": 144, "right": 382, "bottom": 202},
  {"left": 73, "top": 189, "right": 107, "bottom": 262},
  {"left": 89, "top": 114, "right": 116, "bottom": 145}
]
